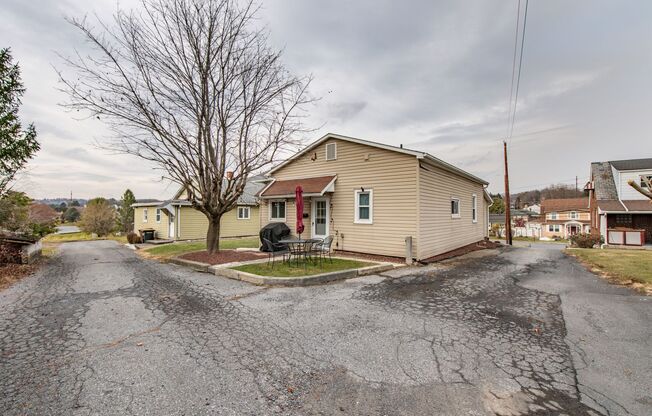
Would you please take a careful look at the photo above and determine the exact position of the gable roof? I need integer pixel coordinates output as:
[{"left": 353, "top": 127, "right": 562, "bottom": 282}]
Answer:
[
  {"left": 172, "top": 175, "right": 266, "bottom": 205},
  {"left": 590, "top": 162, "right": 619, "bottom": 200},
  {"left": 541, "top": 198, "right": 589, "bottom": 213},
  {"left": 269, "top": 133, "right": 488, "bottom": 186}
]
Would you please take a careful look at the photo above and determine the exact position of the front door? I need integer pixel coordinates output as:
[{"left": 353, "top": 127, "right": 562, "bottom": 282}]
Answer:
[
  {"left": 169, "top": 214, "right": 175, "bottom": 239},
  {"left": 312, "top": 198, "right": 329, "bottom": 239}
]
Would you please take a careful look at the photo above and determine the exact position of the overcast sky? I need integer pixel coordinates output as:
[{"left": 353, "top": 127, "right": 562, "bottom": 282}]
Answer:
[{"left": 3, "top": 0, "right": 651, "bottom": 200}]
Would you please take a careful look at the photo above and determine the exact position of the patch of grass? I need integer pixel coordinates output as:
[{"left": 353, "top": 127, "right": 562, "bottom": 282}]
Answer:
[
  {"left": 42, "top": 232, "right": 127, "bottom": 244},
  {"left": 566, "top": 248, "right": 652, "bottom": 285},
  {"left": 144, "top": 237, "right": 259, "bottom": 258},
  {"left": 233, "top": 258, "right": 374, "bottom": 277}
]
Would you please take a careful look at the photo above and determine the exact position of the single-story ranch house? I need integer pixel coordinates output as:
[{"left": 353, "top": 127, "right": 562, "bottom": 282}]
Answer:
[
  {"left": 132, "top": 177, "right": 264, "bottom": 240},
  {"left": 258, "top": 133, "right": 492, "bottom": 261}
]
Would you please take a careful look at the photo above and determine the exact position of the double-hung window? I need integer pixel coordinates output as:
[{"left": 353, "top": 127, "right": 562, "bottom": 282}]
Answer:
[
  {"left": 143, "top": 208, "right": 148, "bottom": 222},
  {"left": 270, "top": 200, "right": 286, "bottom": 221},
  {"left": 156, "top": 208, "right": 161, "bottom": 223},
  {"left": 451, "top": 198, "right": 460, "bottom": 218},
  {"left": 471, "top": 194, "right": 477, "bottom": 223},
  {"left": 237, "top": 206, "right": 250, "bottom": 220},
  {"left": 570, "top": 211, "right": 578, "bottom": 219},
  {"left": 548, "top": 224, "right": 560, "bottom": 233},
  {"left": 354, "top": 189, "right": 373, "bottom": 224},
  {"left": 549, "top": 212, "right": 558, "bottom": 220}
]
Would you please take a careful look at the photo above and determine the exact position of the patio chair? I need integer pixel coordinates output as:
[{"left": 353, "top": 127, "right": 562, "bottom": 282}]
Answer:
[
  {"left": 262, "top": 238, "right": 289, "bottom": 269},
  {"left": 312, "top": 236, "right": 334, "bottom": 264}
]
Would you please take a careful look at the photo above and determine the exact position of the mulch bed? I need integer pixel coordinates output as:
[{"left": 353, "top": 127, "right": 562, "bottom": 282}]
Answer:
[
  {"left": 0, "top": 263, "right": 38, "bottom": 290},
  {"left": 179, "top": 249, "right": 266, "bottom": 265},
  {"left": 420, "top": 240, "right": 502, "bottom": 264}
]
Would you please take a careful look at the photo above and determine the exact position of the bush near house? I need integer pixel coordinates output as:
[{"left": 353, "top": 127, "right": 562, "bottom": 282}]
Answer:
[{"left": 570, "top": 233, "right": 603, "bottom": 248}]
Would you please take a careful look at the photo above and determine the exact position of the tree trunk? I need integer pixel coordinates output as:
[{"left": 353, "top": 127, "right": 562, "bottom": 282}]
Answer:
[{"left": 206, "top": 217, "right": 221, "bottom": 254}]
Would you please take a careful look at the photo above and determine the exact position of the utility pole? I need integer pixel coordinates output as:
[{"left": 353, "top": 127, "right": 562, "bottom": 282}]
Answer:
[
  {"left": 503, "top": 141, "right": 513, "bottom": 245},
  {"left": 575, "top": 176, "right": 578, "bottom": 192}
]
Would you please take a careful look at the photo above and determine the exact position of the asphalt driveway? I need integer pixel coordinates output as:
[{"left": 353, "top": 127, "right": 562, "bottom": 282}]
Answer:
[{"left": 0, "top": 241, "right": 649, "bottom": 415}]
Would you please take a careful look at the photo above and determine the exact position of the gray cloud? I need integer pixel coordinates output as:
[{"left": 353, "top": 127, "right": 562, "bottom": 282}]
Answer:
[{"left": 2, "top": 0, "right": 651, "bottom": 198}]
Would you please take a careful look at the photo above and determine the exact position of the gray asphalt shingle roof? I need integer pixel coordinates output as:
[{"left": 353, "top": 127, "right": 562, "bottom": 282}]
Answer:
[
  {"left": 590, "top": 162, "right": 619, "bottom": 200},
  {"left": 608, "top": 158, "right": 652, "bottom": 171}
]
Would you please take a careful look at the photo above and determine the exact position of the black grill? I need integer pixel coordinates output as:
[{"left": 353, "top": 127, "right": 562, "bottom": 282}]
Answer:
[{"left": 259, "top": 222, "right": 291, "bottom": 252}]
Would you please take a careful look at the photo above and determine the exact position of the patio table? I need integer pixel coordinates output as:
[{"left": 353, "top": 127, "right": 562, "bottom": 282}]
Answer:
[{"left": 279, "top": 238, "right": 322, "bottom": 267}]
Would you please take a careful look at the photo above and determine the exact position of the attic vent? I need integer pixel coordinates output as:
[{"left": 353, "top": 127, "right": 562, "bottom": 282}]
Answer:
[{"left": 326, "top": 143, "right": 337, "bottom": 161}]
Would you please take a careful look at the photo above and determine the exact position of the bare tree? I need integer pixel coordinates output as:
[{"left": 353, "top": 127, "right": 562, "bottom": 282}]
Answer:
[
  {"left": 58, "top": 0, "right": 313, "bottom": 253},
  {"left": 628, "top": 176, "right": 652, "bottom": 201}
]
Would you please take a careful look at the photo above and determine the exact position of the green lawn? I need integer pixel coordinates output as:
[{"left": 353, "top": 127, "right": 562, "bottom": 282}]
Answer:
[
  {"left": 232, "top": 258, "right": 374, "bottom": 277},
  {"left": 144, "top": 237, "right": 259, "bottom": 258},
  {"left": 566, "top": 248, "right": 652, "bottom": 285},
  {"left": 42, "top": 232, "right": 127, "bottom": 244}
]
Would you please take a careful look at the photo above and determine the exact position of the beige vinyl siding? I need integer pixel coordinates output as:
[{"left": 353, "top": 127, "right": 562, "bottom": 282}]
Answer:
[
  {"left": 133, "top": 206, "right": 170, "bottom": 239},
  {"left": 417, "top": 162, "right": 487, "bottom": 260},
  {"left": 265, "top": 138, "right": 418, "bottom": 257},
  {"left": 545, "top": 211, "right": 590, "bottom": 221},
  {"left": 178, "top": 205, "right": 260, "bottom": 240}
]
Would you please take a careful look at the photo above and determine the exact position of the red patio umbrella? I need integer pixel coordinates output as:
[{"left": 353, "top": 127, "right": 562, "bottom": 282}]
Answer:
[{"left": 295, "top": 185, "right": 305, "bottom": 237}]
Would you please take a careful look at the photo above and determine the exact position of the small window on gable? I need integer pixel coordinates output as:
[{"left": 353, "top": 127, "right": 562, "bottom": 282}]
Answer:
[
  {"left": 143, "top": 208, "right": 148, "bottom": 222},
  {"left": 472, "top": 194, "right": 477, "bottom": 223},
  {"left": 237, "top": 206, "right": 250, "bottom": 220},
  {"left": 451, "top": 198, "right": 460, "bottom": 218},
  {"left": 326, "top": 143, "right": 337, "bottom": 161},
  {"left": 156, "top": 208, "right": 161, "bottom": 223}
]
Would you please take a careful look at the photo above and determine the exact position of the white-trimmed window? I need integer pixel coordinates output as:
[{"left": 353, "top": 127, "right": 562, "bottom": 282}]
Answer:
[
  {"left": 548, "top": 224, "right": 560, "bottom": 233},
  {"left": 325, "top": 142, "right": 337, "bottom": 161},
  {"left": 549, "top": 212, "right": 558, "bottom": 220},
  {"left": 451, "top": 198, "right": 460, "bottom": 218},
  {"left": 270, "top": 200, "right": 286, "bottom": 221},
  {"left": 156, "top": 208, "right": 161, "bottom": 223},
  {"left": 237, "top": 206, "right": 250, "bottom": 220},
  {"left": 354, "top": 189, "right": 373, "bottom": 224},
  {"left": 143, "top": 208, "right": 148, "bottom": 222},
  {"left": 570, "top": 211, "right": 578, "bottom": 219},
  {"left": 471, "top": 194, "right": 477, "bottom": 223}
]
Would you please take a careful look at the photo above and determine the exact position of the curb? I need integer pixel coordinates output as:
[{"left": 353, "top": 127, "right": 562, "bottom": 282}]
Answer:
[
  {"left": 168, "top": 257, "right": 211, "bottom": 273},
  {"left": 212, "top": 259, "right": 395, "bottom": 287}
]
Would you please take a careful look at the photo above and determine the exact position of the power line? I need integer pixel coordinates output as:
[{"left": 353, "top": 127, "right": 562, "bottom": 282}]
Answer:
[
  {"left": 506, "top": 0, "right": 521, "bottom": 140},
  {"left": 508, "top": 0, "right": 529, "bottom": 140}
]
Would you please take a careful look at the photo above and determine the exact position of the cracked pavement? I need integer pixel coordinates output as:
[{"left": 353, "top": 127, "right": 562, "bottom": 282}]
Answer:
[{"left": 0, "top": 241, "right": 649, "bottom": 415}]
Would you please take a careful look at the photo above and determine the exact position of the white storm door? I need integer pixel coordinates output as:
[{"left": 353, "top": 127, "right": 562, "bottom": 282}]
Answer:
[{"left": 311, "top": 198, "right": 329, "bottom": 239}]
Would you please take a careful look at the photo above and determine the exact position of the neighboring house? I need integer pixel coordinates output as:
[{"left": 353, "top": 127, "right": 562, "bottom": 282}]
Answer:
[
  {"left": 586, "top": 158, "right": 652, "bottom": 245},
  {"left": 28, "top": 204, "right": 60, "bottom": 224},
  {"left": 522, "top": 203, "right": 541, "bottom": 214},
  {"left": 132, "top": 177, "right": 265, "bottom": 240},
  {"left": 258, "top": 133, "right": 491, "bottom": 261},
  {"left": 540, "top": 198, "right": 590, "bottom": 239},
  {"left": 488, "top": 210, "right": 541, "bottom": 238}
]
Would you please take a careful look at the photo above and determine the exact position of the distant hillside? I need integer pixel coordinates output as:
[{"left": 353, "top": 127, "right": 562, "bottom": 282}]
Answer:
[
  {"left": 36, "top": 198, "right": 88, "bottom": 206},
  {"left": 512, "top": 184, "right": 585, "bottom": 208}
]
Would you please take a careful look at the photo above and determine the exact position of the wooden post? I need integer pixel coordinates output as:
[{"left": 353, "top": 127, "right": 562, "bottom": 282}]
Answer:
[
  {"left": 405, "top": 236, "right": 413, "bottom": 265},
  {"left": 504, "top": 141, "right": 513, "bottom": 245}
]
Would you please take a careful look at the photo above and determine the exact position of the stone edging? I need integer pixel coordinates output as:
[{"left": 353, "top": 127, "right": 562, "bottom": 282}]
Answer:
[{"left": 169, "top": 255, "right": 396, "bottom": 286}]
